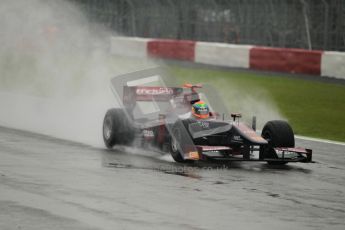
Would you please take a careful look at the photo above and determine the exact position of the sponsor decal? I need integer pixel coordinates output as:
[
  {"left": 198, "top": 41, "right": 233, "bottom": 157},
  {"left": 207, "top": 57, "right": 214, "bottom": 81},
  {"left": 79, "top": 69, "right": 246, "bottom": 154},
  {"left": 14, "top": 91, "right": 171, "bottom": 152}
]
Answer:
[
  {"left": 275, "top": 149, "right": 284, "bottom": 154},
  {"left": 233, "top": 135, "right": 243, "bottom": 141},
  {"left": 143, "top": 129, "right": 155, "bottom": 137},
  {"left": 197, "top": 121, "right": 210, "bottom": 129},
  {"left": 136, "top": 87, "right": 174, "bottom": 95},
  {"left": 188, "top": 151, "right": 199, "bottom": 160}
]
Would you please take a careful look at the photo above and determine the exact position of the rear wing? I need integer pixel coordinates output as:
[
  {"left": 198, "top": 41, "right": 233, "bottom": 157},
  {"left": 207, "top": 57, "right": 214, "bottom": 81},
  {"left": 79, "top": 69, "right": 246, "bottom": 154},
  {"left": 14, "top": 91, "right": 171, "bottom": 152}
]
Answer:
[{"left": 123, "top": 86, "right": 183, "bottom": 106}]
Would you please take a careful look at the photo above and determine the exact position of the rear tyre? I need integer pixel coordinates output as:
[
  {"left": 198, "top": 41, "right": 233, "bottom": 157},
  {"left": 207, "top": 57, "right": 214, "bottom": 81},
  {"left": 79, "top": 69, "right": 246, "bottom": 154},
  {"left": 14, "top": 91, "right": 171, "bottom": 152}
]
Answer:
[
  {"left": 261, "top": 120, "right": 295, "bottom": 165},
  {"left": 103, "top": 108, "right": 135, "bottom": 149}
]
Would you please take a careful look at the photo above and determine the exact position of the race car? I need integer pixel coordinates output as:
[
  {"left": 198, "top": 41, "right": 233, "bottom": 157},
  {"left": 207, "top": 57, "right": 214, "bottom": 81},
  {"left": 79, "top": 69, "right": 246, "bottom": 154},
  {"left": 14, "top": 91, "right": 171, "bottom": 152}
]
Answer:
[{"left": 103, "top": 68, "right": 312, "bottom": 165}]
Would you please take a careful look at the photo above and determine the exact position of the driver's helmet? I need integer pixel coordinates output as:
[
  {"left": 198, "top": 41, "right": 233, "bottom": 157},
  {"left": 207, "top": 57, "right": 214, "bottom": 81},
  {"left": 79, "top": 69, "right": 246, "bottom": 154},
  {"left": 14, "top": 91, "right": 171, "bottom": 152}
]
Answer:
[{"left": 192, "top": 101, "right": 210, "bottom": 119}]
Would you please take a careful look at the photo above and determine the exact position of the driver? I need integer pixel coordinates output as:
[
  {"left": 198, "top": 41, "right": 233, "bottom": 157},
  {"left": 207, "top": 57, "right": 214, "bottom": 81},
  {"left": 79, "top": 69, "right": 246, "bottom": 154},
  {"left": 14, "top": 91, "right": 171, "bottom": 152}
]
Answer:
[{"left": 191, "top": 101, "right": 210, "bottom": 119}]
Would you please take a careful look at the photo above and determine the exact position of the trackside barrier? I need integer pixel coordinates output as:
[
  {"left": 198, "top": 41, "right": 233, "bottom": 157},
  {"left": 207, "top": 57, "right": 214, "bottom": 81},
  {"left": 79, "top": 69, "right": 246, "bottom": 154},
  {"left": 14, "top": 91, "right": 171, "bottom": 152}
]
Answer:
[
  {"left": 147, "top": 39, "right": 196, "bottom": 61},
  {"left": 321, "top": 52, "right": 345, "bottom": 80},
  {"left": 110, "top": 36, "right": 345, "bottom": 80},
  {"left": 110, "top": 36, "right": 150, "bottom": 58},
  {"left": 195, "top": 42, "right": 252, "bottom": 69},
  {"left": 250, "top": 47, "right": 322, "bottom": 75}
]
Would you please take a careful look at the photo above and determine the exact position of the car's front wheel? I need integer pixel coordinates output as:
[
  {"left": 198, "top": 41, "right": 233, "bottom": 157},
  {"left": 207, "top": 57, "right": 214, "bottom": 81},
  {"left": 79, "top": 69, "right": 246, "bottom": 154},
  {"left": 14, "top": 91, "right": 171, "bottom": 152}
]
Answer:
[
  {"left": 169, "top": 127, "right": 186, "bottom": 162},
  {"left": 260, "top": 120, "right": 295, "bottom": 165}
]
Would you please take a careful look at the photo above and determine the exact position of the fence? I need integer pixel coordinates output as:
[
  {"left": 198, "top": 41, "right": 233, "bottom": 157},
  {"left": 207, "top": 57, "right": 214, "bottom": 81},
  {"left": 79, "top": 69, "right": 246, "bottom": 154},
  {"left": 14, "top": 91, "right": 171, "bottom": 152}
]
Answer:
[{"left": 70, "top": 0, "right": 345, "bottom": 51}]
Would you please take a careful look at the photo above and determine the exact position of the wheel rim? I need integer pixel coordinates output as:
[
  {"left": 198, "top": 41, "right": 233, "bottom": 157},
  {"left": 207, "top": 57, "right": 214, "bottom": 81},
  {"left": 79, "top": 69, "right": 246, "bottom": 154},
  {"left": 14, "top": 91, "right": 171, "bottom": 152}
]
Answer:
[
  {"left": 103, "top": 117, "right": 112, "bottom": 140},
  {"left": 171, "top": 130, "right": 180, "bottom": 152},
  {"left": 171, "top": 136, "right": 178, "bottom": 152}
]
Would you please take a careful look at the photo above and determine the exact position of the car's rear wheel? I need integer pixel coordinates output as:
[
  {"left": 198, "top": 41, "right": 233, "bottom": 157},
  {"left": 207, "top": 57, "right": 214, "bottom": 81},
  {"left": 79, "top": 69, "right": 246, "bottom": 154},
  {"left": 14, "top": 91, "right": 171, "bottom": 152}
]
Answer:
[
  {"left": 103, "top": 108, "right": 135, "bottom": 149},
  {"left": 260, "top": 120, "right": 295, "bottom": 165}
]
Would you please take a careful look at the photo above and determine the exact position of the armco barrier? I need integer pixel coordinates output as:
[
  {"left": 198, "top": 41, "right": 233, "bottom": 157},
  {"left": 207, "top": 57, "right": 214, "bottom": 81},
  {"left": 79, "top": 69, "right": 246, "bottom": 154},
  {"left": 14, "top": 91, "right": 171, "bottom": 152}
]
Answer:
[
  {"left": 195, "top": 42, "right": 252, "bottom": 68},
  {"left": 147, "top": 39, "right": 196, "bottom": 61},
  {"left": 250, "top": 47, "right": 322, "bottom": 75},
  {"left": 110, "top": 36, "right": 345, "bottom": 80},
  {"left": 110, "top": 37, "right": 150, "bottom": 58},
  {"left": 321, "top": 52, "right": 345, "bottom": 80}
]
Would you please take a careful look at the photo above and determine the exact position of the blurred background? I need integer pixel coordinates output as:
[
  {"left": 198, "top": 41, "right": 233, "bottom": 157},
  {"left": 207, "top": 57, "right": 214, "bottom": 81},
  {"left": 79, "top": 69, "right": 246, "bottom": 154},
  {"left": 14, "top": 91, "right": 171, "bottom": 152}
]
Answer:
[{"left": 70, "top": 0, "right": 345, "bottom": 51}]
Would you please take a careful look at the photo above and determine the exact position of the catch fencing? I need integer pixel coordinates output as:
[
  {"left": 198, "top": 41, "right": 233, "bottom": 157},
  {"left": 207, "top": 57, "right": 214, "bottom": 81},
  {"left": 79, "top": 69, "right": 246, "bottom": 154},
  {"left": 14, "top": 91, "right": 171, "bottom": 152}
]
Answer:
[{"left": 70, "top": 0, "right": 345, "bottom": 51}]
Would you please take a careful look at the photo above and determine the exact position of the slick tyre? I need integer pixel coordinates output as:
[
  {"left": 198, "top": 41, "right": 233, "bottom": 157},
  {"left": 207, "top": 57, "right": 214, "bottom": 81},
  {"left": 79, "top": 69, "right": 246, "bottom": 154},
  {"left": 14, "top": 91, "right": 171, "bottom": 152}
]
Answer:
[
  {"left": 103, "top": 108, "right": 135, "bottom": 149},
  {"left": 261, "top": 120, "right": 295, "bottom": 165},
  {"left": 169, "top": 127, "right": 186, "bottom": 163}
]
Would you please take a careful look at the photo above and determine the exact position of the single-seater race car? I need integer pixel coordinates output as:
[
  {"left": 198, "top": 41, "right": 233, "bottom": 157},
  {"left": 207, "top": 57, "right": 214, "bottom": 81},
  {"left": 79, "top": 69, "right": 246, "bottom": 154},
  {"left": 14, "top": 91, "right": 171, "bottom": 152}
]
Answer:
[{"left": 103, "top": 68, "right": 312, "bottom": 165}]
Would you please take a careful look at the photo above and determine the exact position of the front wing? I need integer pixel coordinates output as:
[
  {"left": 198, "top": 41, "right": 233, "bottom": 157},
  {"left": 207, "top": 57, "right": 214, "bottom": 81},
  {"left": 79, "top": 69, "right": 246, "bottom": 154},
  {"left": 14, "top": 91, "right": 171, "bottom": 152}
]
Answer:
[{"left": 183, "top": 145, "right": 313, "bottom": 163}]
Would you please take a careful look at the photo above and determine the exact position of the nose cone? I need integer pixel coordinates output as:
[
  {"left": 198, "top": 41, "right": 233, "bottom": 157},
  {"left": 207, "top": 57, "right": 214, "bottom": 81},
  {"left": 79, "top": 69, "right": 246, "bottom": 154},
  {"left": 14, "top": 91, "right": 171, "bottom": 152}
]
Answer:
[{"left": 232, "top": 123, "right": 268, "bottom": 145}]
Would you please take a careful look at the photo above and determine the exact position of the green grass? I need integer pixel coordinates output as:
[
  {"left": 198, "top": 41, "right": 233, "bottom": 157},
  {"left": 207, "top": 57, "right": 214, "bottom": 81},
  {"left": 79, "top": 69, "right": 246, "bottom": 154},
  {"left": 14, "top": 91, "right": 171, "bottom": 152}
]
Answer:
[{"left": 169, "top": 66, "right": 345, "bottom": 142}]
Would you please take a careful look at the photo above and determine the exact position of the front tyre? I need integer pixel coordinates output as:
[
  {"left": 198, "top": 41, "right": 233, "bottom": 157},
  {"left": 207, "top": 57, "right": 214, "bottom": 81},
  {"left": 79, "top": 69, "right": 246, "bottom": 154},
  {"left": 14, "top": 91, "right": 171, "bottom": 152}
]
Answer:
[
  {"left": 261, "top": 120, "right": 295, "bottom": 165},
  {"left": 169, "top": 127, "right": 186, "bottom": 162}
]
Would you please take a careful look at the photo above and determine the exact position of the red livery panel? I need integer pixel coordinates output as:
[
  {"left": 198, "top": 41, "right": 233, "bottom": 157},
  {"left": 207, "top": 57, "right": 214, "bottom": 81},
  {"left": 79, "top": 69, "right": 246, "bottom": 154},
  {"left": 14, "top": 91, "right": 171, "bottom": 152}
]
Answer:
[
  {"left": 147, "top": 39, "right": 196, "bottom": 61},
  {"left": 250, "top": 47, "right": 322, "bottom": 75}
]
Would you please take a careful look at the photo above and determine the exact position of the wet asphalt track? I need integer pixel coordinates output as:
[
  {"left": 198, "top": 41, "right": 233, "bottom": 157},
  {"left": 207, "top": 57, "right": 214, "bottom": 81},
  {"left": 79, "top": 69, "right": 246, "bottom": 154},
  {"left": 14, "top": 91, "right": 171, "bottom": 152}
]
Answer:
[{"left": 0, "top": 126, "right": 344, "bottom": 230}]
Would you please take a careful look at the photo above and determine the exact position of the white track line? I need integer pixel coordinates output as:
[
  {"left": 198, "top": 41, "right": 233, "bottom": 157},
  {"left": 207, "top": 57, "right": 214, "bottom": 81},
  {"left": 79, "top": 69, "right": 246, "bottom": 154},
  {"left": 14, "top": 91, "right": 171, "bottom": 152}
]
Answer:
[{"left": 295, "top": 135, "right": 345, "bottom": 146}]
